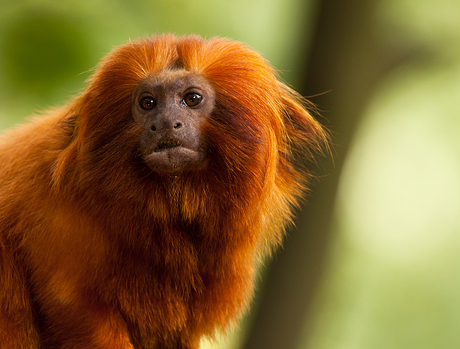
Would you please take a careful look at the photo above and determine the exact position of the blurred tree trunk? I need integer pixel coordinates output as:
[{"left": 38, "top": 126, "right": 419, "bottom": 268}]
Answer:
[{"left": 241, "top": 0, "right": 412, "bottom": 348}]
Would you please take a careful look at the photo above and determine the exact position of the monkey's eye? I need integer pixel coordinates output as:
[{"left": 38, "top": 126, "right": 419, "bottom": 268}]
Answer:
[
  {"left": 183, "top": 93, "right": 203, "bottom": 107},
  {"left": 139, "top": 97, "right": 156, "bottom": 110}
]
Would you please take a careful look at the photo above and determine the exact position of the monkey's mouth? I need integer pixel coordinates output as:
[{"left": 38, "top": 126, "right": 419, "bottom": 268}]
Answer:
[
  {"left": 144, "top": 136, "right": 207, "bottom": 174},
  {"left": 154, "top": 137, "right": 182, "bottom": 152}
]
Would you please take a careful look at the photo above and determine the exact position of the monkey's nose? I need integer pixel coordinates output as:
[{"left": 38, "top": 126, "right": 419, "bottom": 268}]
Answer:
[{"left": 150, "top": 119, "right": 183, "bottom": 132}]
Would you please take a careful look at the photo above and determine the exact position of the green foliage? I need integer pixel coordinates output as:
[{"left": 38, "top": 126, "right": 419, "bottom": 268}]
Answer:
[{"left": 1, "top": 9, "right": 91, "bottom": 95}]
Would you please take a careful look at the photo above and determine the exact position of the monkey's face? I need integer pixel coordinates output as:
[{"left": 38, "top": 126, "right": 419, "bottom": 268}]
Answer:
[{"left": 132, "top": 69, "right": 215, "bottom": 175}]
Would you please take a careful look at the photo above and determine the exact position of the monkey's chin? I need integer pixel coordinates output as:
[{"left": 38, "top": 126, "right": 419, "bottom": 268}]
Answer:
[{"left": 144, "top": 147, "right": 206, "bottom": 175}]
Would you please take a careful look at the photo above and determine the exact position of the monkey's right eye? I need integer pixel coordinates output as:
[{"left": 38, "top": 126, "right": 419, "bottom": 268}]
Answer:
[{"left": 139, "top": 97, "right": 156, "bottom": 110}]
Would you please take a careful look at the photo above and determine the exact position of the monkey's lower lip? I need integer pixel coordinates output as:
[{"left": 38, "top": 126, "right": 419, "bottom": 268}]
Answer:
[{"left": 144, "top": 147, "right": 205, "bottom": 173}]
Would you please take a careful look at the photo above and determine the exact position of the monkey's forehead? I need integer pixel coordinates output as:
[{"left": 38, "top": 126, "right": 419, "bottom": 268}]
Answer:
[
  {"left": 133, "top": 69, "right": 214, "bottom": 96},
  {"left": 141, "top": 69, "right": 206, "bottom": 85}
]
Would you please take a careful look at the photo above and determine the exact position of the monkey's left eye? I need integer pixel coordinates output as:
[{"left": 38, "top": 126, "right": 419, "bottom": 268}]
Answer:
[{"left": 183, "top": 93, "right": 203, "bottom": 107}]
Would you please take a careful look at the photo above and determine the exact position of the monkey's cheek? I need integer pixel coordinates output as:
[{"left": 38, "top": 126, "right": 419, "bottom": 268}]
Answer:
[{"left": 144, "top": 147, "right": 207, "bottom": 174}]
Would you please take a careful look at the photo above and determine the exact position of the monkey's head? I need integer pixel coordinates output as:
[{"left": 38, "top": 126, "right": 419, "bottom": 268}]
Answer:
[
  {"left": 55, "top": 35, "right": 326, "bottom": 235},
  {"left": 131, "top": 69, "right": 215, "bottom": 175}
]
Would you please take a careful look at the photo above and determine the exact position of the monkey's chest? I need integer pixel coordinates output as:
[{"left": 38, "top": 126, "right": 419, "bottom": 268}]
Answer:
[
  {"left": 109, "top": 252, "right": 213, "bottom": 344},
  {"left": 110, "top": 252, "right": 249, "bottom": 347},
  {"left": 104, "top": 219, "right": 253, "bottom": 346}
]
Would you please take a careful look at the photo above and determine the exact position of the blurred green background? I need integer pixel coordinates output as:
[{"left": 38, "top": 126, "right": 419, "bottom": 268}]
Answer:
[{"left": 1, "top": 1, "right": 460, "bottom": 348}]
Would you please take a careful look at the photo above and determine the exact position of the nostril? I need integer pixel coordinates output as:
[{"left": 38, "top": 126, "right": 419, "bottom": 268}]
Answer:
[
  {"left": 150, "top": 124, "right": 157, "bottom": 132},
  {"left": 173, "top": 122, "right": 182, "bottom": 130}
]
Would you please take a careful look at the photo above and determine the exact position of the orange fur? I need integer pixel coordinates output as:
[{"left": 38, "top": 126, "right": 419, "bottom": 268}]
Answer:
[{"left": 0, "top": 34, "right": 327, "bottom": 348}]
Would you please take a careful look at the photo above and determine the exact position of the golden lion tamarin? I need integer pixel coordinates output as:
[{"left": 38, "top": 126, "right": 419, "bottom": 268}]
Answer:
[{"left": 0, "top": 34, "right": 327, "bottom": 348}]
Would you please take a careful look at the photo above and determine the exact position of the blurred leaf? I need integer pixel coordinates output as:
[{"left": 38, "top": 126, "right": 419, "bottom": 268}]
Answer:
[{"left": 0, "top": 8, "right": 91, "bottom": 96}]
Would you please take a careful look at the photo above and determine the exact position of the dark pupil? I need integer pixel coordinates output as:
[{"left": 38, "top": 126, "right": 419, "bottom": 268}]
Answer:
[
  {"left": 140, "top": 97, "right": 155, "bottom": 110},
  {"left": 185, "top": 93, "right": 202, "bottom": 106}
]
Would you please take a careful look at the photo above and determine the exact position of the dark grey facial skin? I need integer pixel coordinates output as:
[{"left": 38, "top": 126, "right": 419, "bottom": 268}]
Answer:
[{"left": 132, "top": 70, "right": 215, "bottom": 175}]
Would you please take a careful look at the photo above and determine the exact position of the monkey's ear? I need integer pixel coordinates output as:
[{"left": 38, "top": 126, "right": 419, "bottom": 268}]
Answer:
[{"left": 278, "top": 82, "right": 329, "bottom": 160}]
